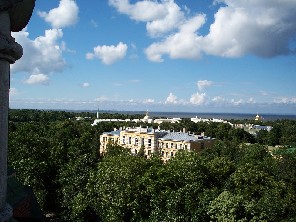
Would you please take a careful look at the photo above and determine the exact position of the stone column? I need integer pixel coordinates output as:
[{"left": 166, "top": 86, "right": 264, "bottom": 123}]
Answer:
[{"left": 0, "top": 10, "right": 22, "bottom": 222}]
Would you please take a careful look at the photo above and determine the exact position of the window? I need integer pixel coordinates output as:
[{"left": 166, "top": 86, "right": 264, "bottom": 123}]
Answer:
[
  {"left": 171, "top": 152, "right": 174, "bottom": 157},
  {"left": 166, "top": 143, "right": 168, "bottom": 148},
  {"left": 122, "top": 136, "right": 125, "bottom": 144},
  {"left": 166, "top": 152, "right": 168, "bottom": 157},
  {"left": 135, "top": 138, "right": 138, "bottom": 146},
  {"left": 148, "top": 150, "right": 151, "bottom": 155},
  {"left": 171, "top": 143, "right": 173, "bottom": 148},
  {"left": 179, "top": 144, "right": 182, "bottom": 149},
  {"left": 148, "top": 138, "right": 151, "bottom": 147},
  {"left": 135, "top": 149, "right": 138, "bottom": 154},
  {"left": 129, "top": 137, "right": 131, "bottom": 144},
  {"left": 162, "top": 151, "right": 164, "bottom": 156},
  {"left": 141, "top": 138, "right": 144, "bottom": 146}
]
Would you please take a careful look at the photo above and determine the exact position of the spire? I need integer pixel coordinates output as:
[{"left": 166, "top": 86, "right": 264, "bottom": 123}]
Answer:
[{"left": 97, "top": 106, "right": 99, "bottom": 119}]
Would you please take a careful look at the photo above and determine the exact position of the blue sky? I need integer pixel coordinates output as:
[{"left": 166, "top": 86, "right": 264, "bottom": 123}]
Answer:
[{"left": 10, "top": 0, "right": 296, "bottom": 114}]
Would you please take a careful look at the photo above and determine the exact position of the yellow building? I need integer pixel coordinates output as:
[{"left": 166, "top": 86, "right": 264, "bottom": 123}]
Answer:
[
  {"left": 100, "top": 127, "right": 215, "bottom": 160},
  {"left": 100, "top": 129, "right": 120, "bottom": 154},
  {"left": 100, "top": 127, "right": 167, "bottom": 157},
  {"left": 158, "top": 132, "right": 214, "bottom": 162}
]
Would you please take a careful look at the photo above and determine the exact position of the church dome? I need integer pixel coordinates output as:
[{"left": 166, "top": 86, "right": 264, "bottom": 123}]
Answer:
[
  {"left": 255, "top": 114, "right": 260, "bottom": 121},
  {"left": 143, "top": 111, "right": 150, "bottom": 121}
]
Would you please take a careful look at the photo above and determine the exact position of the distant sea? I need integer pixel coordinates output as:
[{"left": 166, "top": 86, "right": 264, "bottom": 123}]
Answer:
[{"left": 92, "top": 110, "right": 296, "bottom": 121}]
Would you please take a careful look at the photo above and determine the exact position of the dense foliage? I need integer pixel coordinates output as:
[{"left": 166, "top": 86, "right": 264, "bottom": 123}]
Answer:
[{"left": 8, "top": 109, "right": 296, "bottom": 221}]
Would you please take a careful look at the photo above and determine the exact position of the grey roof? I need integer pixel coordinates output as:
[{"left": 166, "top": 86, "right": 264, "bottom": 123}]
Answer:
[
  {"left": 103, "top": 130, "right": 121, "bottom": 136},
  {"left": 161, "top": 132, "right": 200, "bottom": 142},
  {"left": 253, "top": 125, "right": 273, "bottom": 130}
]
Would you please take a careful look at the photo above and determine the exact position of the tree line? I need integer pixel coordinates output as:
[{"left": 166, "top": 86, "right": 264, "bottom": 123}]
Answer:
[{"left": 7, "top": 109, "right": 296, "bottom": 221}]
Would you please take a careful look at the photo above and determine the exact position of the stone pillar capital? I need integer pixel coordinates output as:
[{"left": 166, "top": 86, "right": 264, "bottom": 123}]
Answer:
[{"left": 0, "top": 31, "right": 22, "bottom": 64}]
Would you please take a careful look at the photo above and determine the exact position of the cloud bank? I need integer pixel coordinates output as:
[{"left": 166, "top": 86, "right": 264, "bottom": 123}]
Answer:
[{"left": 110, "top": 0, "right": 296, "bottom": 62}]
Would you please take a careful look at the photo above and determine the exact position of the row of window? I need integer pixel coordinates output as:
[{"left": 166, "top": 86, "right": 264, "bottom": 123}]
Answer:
[
  {"left": 122, "top": 136, "right": 152, "bottom": 147},
  {"left": 102, "top": 137, "right": 193, "bottom": 151},
  {"left": 159, "top": 142, "right": 188, "bottom": 150}
]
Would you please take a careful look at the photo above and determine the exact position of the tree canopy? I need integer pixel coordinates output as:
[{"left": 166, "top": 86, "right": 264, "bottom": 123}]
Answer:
[{"left": 7, "top": 109, "right": 296, "bottom": 221}]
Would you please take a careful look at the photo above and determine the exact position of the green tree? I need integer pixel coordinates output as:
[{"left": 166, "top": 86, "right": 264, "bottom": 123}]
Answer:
[{"left": 86, "top": 154, "right": 151, "bottom": 221}]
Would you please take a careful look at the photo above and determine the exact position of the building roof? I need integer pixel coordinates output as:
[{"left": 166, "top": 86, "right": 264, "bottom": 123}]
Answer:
[
  {"left": 123, "top": 127, "right": 166, "bottom": 134},
  {"left": 102, "top": 130, "right": 121, "bottom": 136},
  {"left": 160, "top": 132, "right": 202, "bottom": 142},
  {"left": 253, "top": 125, "right": 273, "bottom": 131}
]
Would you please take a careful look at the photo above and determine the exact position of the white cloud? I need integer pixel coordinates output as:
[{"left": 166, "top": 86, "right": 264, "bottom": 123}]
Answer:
[
  {"left": 95, "top": 96, "right": 109, "bottom": 102},
  {"left": 197, "top": 80, "right": 213, "bottom": 91},
  {"left": 145, "top": 14, "right": 206, "bottom": 62},
  {"left": 109, "top": 0, "right": 167, "bottom": 22},
  {"left": 143, "top": 98, "right": 155, "bottom": 104},
  {"left": 165, "top": 92, "right": 178, "bottom": 104},
  {"left": 144, "top": 0, "right": 296, "bottom": 62},
  {"left": 81, "top": 82, "right": 90, "bottom": 88},
  {"left": 9, "top": 88, "right": 18, "bottom": 96},
  {"left": 38, "top": 0, "right": 79, "bottom": 28},
  {"left": 212, "top": 96, "right": 225, "bottom": 103},
  {"left": 230, "top": 99, "right": 244, "bottom": 106},
  {"left": 203, "top": 0, "right": 296, "bottom": 57},
  {"left": 24, "top": 73, "right": 49, "bottom": 85},
  {"left": 274, "top": 97, "right": 296, "bottom": 104},
  {"left": 86, "top": 42, "right": 128, "bottom": 65},
  {"left": 190, "top": 92, "right": 206, "bottom": 105},
  {"left": 146, "top": 1, "right": 185, "bottom": 37},
  {"left": 12, "top": 29, "right": 65, "bottom": 76},
  {"left": 109, "top": 0, "right": 185, "bottom": 37},
  {"left": 248, "top": 97, "right": 256, "bottom": 104}
]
